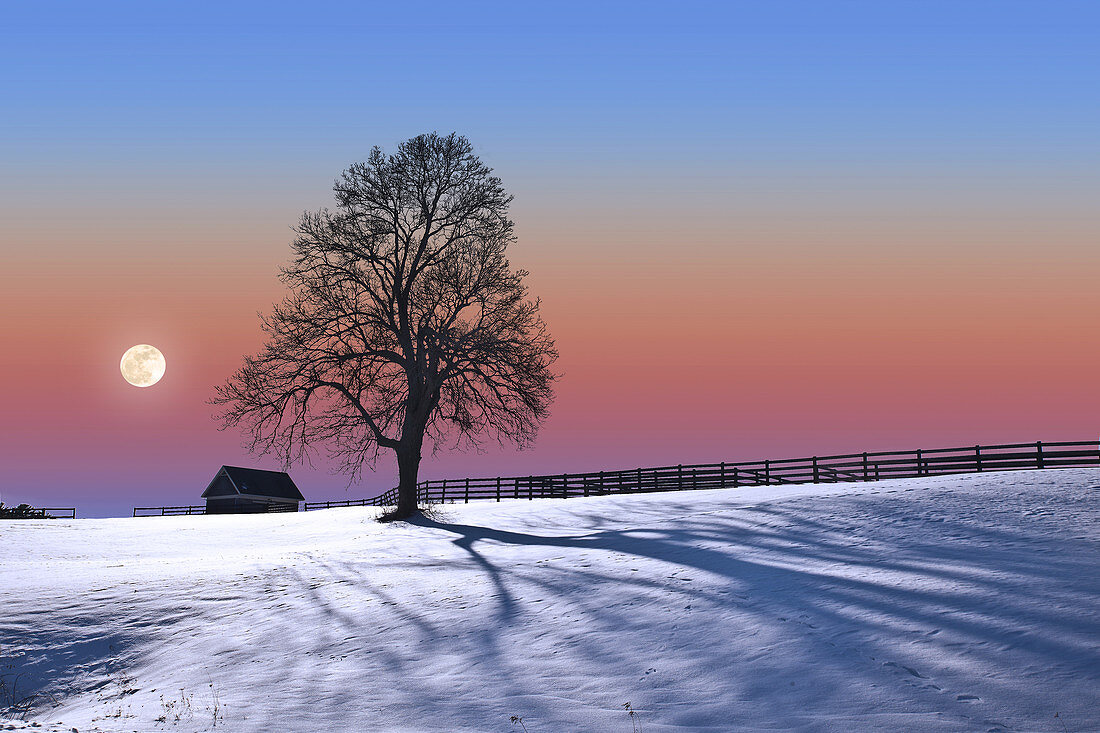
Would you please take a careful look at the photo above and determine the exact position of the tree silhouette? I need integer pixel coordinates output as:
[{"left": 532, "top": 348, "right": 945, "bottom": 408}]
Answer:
[{"left": 214, "top": 133, "right": 557, "bottom": 519}]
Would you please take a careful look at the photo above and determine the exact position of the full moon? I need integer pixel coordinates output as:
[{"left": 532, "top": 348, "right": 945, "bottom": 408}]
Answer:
[{"left": 120, "top": 344, "right": 166, "bottom": 387}]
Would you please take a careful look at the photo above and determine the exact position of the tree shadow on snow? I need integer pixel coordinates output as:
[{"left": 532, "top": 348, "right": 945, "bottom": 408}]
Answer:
[
  {"left": 10, "top": 481, "right": 1099, "bottom": 730},
  {"left": 388, "top": 491, "right": 1100, "bottom": 724}
]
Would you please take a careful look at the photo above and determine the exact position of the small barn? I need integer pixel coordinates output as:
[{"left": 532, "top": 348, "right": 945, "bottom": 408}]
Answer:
[{"left": 201, "top": 466, "right": 304, "bottom": 514}]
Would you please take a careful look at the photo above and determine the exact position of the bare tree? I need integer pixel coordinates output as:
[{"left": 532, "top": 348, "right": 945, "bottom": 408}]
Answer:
[{"left": 213, "top": 133, "right": 557, "bottom": 520}]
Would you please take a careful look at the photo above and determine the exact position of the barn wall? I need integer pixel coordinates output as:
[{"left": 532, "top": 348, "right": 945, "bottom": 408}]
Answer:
[
  {"left": 205, "top": 497, "right": 298, "bottom": 514},
  {"left": 206, "top": 498, "right": 237, "bottom": 514}
]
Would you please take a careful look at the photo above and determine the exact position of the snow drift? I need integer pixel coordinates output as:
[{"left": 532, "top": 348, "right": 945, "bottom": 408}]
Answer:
[{"left": 2, "top": 469, "right": 1098, "bottom": 732}]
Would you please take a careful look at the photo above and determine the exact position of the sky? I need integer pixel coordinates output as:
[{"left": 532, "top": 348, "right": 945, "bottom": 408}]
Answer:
[{"left": 2, "top": 1, "right": 1098, "bottom": 516}]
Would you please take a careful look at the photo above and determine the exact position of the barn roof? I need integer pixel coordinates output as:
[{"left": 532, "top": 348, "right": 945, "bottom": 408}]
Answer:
[{"left": 201, "top": 466, "right": 304, "bottom": 501}]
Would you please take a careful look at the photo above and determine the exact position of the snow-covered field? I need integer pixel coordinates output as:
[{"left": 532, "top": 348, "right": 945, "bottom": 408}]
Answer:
[{"left": 2, "top": 469, "right": 1098, "bottom": 732}]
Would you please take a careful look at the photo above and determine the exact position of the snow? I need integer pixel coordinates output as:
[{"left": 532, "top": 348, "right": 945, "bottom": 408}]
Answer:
[{"left": 2, "top": 469, "right": 1099, "bottom": 732}]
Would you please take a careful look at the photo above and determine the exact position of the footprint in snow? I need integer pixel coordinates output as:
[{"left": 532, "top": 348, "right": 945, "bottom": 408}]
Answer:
[{"left": 883, "top": 661, "right": 927, "bottom": 679}]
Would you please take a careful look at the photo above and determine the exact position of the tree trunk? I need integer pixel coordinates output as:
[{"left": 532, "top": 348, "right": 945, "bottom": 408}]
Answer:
[{"left": 389, "top": 442, "right": 422, "bottom": 520}]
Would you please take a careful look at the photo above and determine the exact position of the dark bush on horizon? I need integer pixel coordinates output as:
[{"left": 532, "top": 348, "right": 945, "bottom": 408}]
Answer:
[{"left": 0, "top": 502, "right": 52, "bottom": 519}]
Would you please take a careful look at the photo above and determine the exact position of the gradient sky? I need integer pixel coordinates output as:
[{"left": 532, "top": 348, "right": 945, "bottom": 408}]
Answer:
[{"left": 2, "top": 1, "right": 1099, "bottom": 516}]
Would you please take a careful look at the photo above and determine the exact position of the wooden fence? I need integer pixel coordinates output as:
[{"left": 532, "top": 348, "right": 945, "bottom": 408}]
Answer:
[
  {"left": 303, "top": 439, "right": 1100, "bottom": 510},
  {"left": 133, "top": 505, "right": 206, "bottom": 517},
  {"left": 133, "top": 503, "right": 299, "bottom": 517},
  {"left": 38, "top": 507, "right": 76, "bottom": 518}
]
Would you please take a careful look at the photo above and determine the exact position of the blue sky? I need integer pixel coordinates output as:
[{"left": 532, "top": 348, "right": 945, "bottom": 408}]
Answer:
[
  {"left": 6, "top": 1, "right": 1098, "bottom": 163},
  {"left": 5, "top": 1, "right": 1098, "bottom": 241}
]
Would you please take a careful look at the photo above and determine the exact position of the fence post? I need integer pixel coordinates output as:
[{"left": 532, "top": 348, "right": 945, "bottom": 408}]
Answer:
[
  {"left": 464, "top": 478, "right": 470, "bottom": 504},
  {"left": 677, "top": 464, "right": 683, "bottom": 491},
  {"left": 975, "top": 445, "right": 982, "bottom": 472},
  {"left": 562, "top": 473, "right": 568, "bottom": 498},
  {"left": 916, "top": 448, "right": 923, "bottom": 476},
  {"left": 765, "top": 459, "right": 771, "bottom": 484},
  {"left": 692, "top": 467, "right": 697, "bottom": 490},
  {"left": 813, "top": 456, "right": 819, "bottom": 483},
  {"left": 637, "top": 467, "right": 642, "bottom": 492},
  {"left": 862, "top": 452, "right": 869, "bottom": 480},
  {"left": 496, "top": 476, "right": 501, "bottom": 502},
  {"left": 514, "top": 477, "right": 519, "bottom": 499},
  {"left": 529, "top": 476, "right": 534, "bottom": 500},
  {"left": 1036, "top": 441, "right": 1044, "bottom": 469},
  {"left": 732, "top": 466, "right": 739, "bottom": 488}
]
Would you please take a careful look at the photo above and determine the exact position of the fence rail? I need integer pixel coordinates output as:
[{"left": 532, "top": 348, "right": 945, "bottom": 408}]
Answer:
[
  {"left": 39, "top": 507, "right": 76, "bottom": 518},
  {"left": 302, "top": 498, "right": 380, "bottom": 511},
  {"left": 304, "top": 439, "right": 1100, "bottom": 510},
  {"left": 133, "top": 503, "right": 299, "bottom": 517},
  {"left": 134, "top": 505, "right": 207, "bottom": 517}
]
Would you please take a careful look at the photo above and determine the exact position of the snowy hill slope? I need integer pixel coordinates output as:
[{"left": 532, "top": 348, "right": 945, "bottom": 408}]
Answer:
[{"left": 2, "top": 469, "right": 1098, "bottom": 732}]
